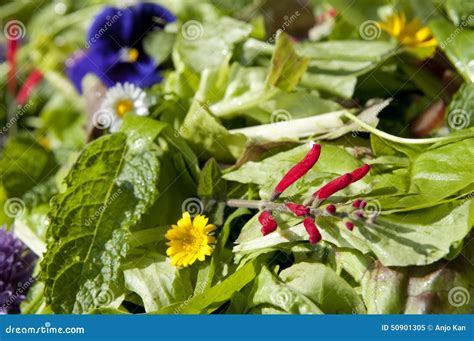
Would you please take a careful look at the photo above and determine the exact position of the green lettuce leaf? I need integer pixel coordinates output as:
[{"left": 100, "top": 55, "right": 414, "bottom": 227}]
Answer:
[
  {"left": 279, "top": 262, "right": 365, "bottom": 314},
  {"left": 430, "top": 18, "right": 474, "bottom": 83},
  {"left": 123, "top": 252, "right": 193, "bottom": 313},
  {"left": 181, "top": 101, "right": 247, "bottom": 163}
]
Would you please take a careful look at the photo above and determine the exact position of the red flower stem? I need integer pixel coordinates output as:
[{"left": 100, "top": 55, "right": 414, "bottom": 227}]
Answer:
[
  {"left": 225, "top": 198, "right": 380, "bottom": 223},
  {"left": 270, "top": 144, "right": 321, "bottom": 201}
]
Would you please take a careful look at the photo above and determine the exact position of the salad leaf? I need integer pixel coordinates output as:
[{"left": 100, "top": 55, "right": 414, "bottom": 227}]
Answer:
[
  {"left": 174, "top": 16, "right": 252, "bottom": 73},
  {"left": 41, "top": 133, "right": 160, "bottom": 313},
  {"left": 0, "top": 135, "right": 57, "bottom": 198},
  {"left": 430, "top": 18, "right": 474, "bottom": 83},
  {"left": 279, "top": 262, "right": 365, "bottom": 314},
  {"left": 181, "top": 101, "right": 247, "bottom": 162},
  {"left": 123, "top": 252, "right": 193, "bottom": 313},
  {"left": 265, "top": 32, "right": 309, "bottom": 91}
]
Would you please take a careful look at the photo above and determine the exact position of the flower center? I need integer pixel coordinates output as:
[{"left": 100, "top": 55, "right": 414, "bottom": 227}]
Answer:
[
  {"left": 120, "top": 47, "right": 139, "bottom": 63},
  {"left": 115, "top": 99, "right": 134, "bottom": 117},
  {"left": 182, "top": 233, "right": 203, "bottom": 253}
]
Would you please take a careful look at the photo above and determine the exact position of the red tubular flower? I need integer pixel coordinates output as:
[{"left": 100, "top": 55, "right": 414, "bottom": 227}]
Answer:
[
  {"left": 314, "top": 173, "right": 352, "bottom": 200},
  {"left": 258, "top": 210, "right": 278, "bottom": 236},
  {"left": 16, "top": 69, "right": 43, "bottom": 105},
  {"left": 303, "top": 217, "right": 321, "bottom": 244},
  {"left": 271, "top": 144, "right": 321, "bottom": 200},
  {"left": 286, "top": 203, "right": 310, "bottom": 216},
  {"left": 6, "top": 39, "right": 19, "bottom": 95},
  {"left": 351, "top": 164, "right": 371, "bottom": 183}
]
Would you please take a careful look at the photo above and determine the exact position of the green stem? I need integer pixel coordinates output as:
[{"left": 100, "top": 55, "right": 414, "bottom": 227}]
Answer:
[{"left": 343, "top": 111, "right": 472, "bottom": 144}]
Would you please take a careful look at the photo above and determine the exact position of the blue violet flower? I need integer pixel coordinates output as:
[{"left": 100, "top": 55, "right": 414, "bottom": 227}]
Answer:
[{"left": 67, "top": 3, "right": 175, "bottom": 93}]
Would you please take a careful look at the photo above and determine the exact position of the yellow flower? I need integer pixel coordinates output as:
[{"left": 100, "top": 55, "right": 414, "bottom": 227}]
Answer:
[
  {"left": 165, "top": 212, "right": 216, "bottom": 267},
  {"left": 378, "top": 13, "right": 437, "bottom": 50}
]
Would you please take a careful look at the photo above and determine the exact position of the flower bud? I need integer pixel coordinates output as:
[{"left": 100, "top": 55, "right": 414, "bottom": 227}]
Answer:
[
  {"left": 258, "top": 211, "right": 278, "bottom": 236},
  {"left": 303, "top": 217, "right": 322, "bottom": 244}
]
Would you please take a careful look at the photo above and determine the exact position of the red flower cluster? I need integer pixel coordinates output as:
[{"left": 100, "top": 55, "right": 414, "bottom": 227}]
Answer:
[{"left": 257, "top": 144, "right": 371, "bottom": 244}]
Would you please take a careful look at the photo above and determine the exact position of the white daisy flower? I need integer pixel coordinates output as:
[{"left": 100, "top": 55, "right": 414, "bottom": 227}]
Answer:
[{"left": 100, "top": 82, "right": 149, "bottom": 132}]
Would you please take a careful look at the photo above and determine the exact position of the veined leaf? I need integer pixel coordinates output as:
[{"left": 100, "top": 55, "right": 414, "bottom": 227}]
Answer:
[{"left": 41, "top": 133, "right": 160, "bottom": 313}]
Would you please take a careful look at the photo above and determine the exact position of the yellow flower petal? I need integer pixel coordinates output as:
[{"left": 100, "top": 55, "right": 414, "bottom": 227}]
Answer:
[
  {"left": 378, "top": 12, "right": 436, "bottom": 51},
  {"left": 165, "top": 212, "right": 216, "bottom": 267},
  {"left": 192, "top": 215, "right": 209, "bottom": 229}
]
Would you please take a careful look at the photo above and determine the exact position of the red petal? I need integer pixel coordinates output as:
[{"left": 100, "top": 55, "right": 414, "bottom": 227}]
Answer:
[
  {"left": 272, "top": 144, "right": 321, "bottom": 198},
  {"left": 351, "top": 164, "right": 370, "bottom": 183},
  {"left": 315, "top": 173, "right": 352, "bottom": 200},
  {"left": 285, "top": 203, "right": 310, "bottom": 216}
]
